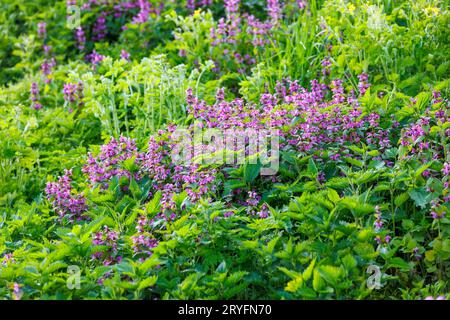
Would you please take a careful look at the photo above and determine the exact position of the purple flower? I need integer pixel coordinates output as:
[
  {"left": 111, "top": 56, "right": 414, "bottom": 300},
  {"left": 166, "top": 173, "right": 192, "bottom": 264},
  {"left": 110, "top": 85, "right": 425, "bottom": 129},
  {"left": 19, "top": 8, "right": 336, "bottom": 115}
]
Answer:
[
  {"left": 224, "top": 0, "right": 240, "bottom": 15},
  {"left": 93, "top": 13, "right": 107, "bottom": 41},
  {"left": 46, "top": 169, "right": 89, "bottom": 222},
  {"left": 267, "top": 0, "right": 282, "bottom": 24},
  {"left": 443, "top": 163, "right": 450, "bottom": 176},
  {"left": 358, "top": 73, "right": 370, "bottom": 95},
  {"left": 63, "top": 83, "right": 77, "bottom": 103},
  {"left": 75, "top": 27, "right": 86, "bottom": 51},
  {"left": 374, "top": 205, "right": 383, "bottom": 231},
  {"left": 86, "top": 50, "right": 105, "bottom": 68},
  {"left": 258, "top": 204, "right": 269, "bottom": 219},
  {"left": 30, "top": 82, "right": 43, "bottom": 109},
  {"left": 224, "top": 211, "right": 234, "bottom": 218},
  {"left": 120, "top": 49, "right": 130, "bottom": 60},
  {"left": 297, "top": 0, "right": 306, "bottom": 9},
  {"left": 37, "top": 22, "right": 46, "bottom": 38},
  {"left": 1, "top": 253, "right": 15, "bottom": 267},
  {"left": 12, "top": 283, "right": 22, "bottom": 300}
]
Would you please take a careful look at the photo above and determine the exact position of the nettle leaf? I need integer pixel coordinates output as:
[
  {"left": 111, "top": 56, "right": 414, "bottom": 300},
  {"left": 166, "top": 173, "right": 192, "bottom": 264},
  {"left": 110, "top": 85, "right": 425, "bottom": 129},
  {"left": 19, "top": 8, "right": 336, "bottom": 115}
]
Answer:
[
  {"left": 226, "top": 271, "right": 248, "bottom": 285},
  {"left": 325, "top": 177, "right": 350, "bottom": 189},
  {"left": 302, "top": 258, "right": 316, "bottom": 281},
  {"left": 243, "top": 162, "right": 261, "bottom": 183},
  {"left": 387, "top": 257, "right": 413, "bottom": 271},
  {"left": 327, "top": 189, "right": 340, "bottom": 204},
  {"left": 122, "top": 156, "right": 138, "bottom": 173},
  {"left": 354, "top": 243, "right": 378, "bottom": 260},
  {"left": 42, "top": 261, "right": 68, "bottom": 275},
  {"left": 408, "top": 188, "right": 430, "bottom": 209},
  {"left": 414, "top": 92, "right": 431, "bottom": 111},
  {"left": 146, "top": 190, "right": 162, "bottom": 215},
  {"left": 344, "top": 157, "right": 364, "bottom": 168},
  {"left": 138, "top": 275, "right": 158, "bottom": 291},
  {"left": 278, "top": 267, "right": 301, "bottom": 280},
  {"left": 394, "top": 192, "right": 410, "bottom": 207},
  {"left": 308, "top": 158, "right": 318, "bottom": 176},
  {"left": 341, "top": 254, "right": 357, "bottom": 271},
  {"left": 139, "top": 255, "right": 164, "bottom": 273},
  {"left": 264, "top": 236, "right": 280, "bottom": 254},
  {"left": 312, "top": 269, "right": 325, "bottom": 292},
  {"left": 317, "top": 265, "right": 342, "bottom": 286},
  {"left": 285, "top": 275, "right": 304, "bottom": 293},
  {"left": 129, "top": 178, "right": 141, "bottom": 199}
]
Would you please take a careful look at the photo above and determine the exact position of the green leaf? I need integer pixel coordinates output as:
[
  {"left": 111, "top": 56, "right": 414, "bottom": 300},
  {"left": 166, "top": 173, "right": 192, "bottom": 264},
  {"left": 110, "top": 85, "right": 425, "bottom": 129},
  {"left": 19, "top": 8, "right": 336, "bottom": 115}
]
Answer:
[
  {"left": 408, "top": 188, "right": 429, "bottom": 209},
  {"left": 344, "top": 157, "right": 363, "bottom": 168},
  {"left": 387, "top": 257, "right": 413, "bottom": 271},
  {"left": 129, "top": 178, "right": 141, "bottom": 198},
  {"left": 394, "top": 192, "right": 409, "bottom": 207},
  {"left": 243, "top": 163, "right": 261, "bottom": 183},
  {"left": 327, "top": 189, "right": 340, "bottom": 204},
  {"left": 308, "top": 158, "right": 318, "bottom": 176},
  {"left": 302, "top": 258, "right": 316, "bottom": 281},
  {"left": 138, "top": 276, "right": 158, "bottom": 291},
  {"left": 318, "top": 265, "right": 341, "bottom": 286},
  {"left": 342, "top": 254, "right": 357, "bottom": 271},
  {"left": 278, "top": 267, "right": 300, "bottom": 280},
  {"left": 146, "top": 191, "right": 162, "bottom": 215},
  {"left": 312, "top": 269, "right": 325, "bottom": 292},
  {"left": 285, "top": 275, "right": 304, "bottom": 293}
]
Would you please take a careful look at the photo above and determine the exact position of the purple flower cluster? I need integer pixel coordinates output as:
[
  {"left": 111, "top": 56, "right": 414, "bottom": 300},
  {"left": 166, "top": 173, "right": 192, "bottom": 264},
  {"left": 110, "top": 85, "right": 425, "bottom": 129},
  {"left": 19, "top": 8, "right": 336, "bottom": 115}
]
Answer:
[
  {"left": 246, "top": 14, "right": 272, "bottom": 46},
  {"left": 186, "top": 76, "right": 392, "bottom": 166},
  {"left": 92, "top": 13, "right": 107, "bottom": 41},
  {"left": 358, "top": 73, "right": 370, "bottom": 95},
  {"left": 37, "top": 22, "right": 46, "bottom": 39},
  {"left": 132, "top": 0, "right": 163, "bottom": 24},
  {"left": 75, "top": 27, "right": 86, "bottom": 51},
  {"left": 63, "top": 82, "right": 84, "bottom": 112},
  {"left": 86, "top": 50, "right": 105, "bottom": 68},
  {"left": 321, "top": 58, "right": 331, "bottom": 77},
  {"left": 120, "top": 49, "right": 130, "bottom": 60},
  {"left": 372, "top": 205, "right": 391, "bottom": 246},
  {"left": 131, "top": 215, "right": 159, "bottom": 260},
  {"left": 45, "top": 169, "right": 89, "bottom": 222},
  {"left": 186, "top": 0, "right": 212, "bottom": 10},
  {"left": 297, "top": 0, "right": 306, "bottom": 9},
  {"left": 83, "top": 136, "right": 140, "bottom": 187},
  {"left": 91, "top": 225, "right": 122, "bottom": 266},
  {"left": 12, "top": 283, "right": 22, "bottom": 300},
  {"left": 63, "top": 83, "right": 77, "bottom": 103},
  {"left": 41, "top": 55, "right": 56, "bottom": 84},
  {"left": 375, "top": 234, "right": 391, "bottom": 245},
  {"left": 1, "top": 253, "right": 15, "bottom": 267},
  {"left": 267, "top": 0, "right": 282, "bottom": 24},
  {"left": 140, "top": 130, "right": 217, "bottom": 214},
  {"left": 399, "top": 102, "right": 449, "bottom": 219},
  {"left": 209, "top": 0, "right": 273, "bottom": 75},
  {"left": 374, "top": 205, "right": 383, "bottom": 231},
  {"left": 224, "top": 0, "right": 240, "bottom": 15},
  {"left": 30, "top": 82, "right": 42, "bottom": 110},
  {"left": 424, "top": 295, "right": 446, "bottom": 300}
]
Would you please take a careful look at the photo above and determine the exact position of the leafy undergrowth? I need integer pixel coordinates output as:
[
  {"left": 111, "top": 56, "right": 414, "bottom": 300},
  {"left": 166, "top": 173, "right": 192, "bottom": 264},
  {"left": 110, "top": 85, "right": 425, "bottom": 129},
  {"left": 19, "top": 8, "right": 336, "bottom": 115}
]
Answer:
[{"left": 0, "top": 0, "right": 449, "bottom": 300}]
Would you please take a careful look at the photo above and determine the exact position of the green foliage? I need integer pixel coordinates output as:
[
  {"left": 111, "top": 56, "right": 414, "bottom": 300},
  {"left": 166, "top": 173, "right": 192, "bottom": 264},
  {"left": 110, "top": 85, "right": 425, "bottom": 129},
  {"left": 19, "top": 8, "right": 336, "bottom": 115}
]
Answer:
[{"left": 0, "top": 0, "right": 449, "bottom": 301}]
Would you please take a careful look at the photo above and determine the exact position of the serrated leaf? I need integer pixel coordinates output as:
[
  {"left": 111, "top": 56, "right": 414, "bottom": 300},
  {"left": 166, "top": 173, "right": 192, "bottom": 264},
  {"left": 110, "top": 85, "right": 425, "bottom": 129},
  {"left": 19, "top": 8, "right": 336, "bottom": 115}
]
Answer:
[
  {"left": 285, "top": 275, "right": 304, "bottom": 293},
  {"left": 138, "top": 275, "right": 158, "bottom": 291},
  {"left": 302, "top": 258, "right": 316, "bottom": 281}
]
